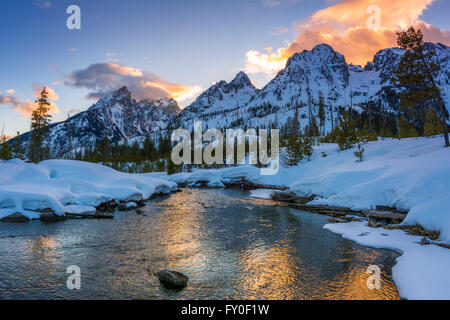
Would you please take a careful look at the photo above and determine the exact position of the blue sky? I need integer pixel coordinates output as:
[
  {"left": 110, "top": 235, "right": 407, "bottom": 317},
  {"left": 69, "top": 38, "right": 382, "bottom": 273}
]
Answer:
[{"left": 0, "top": 0, "right": 449, "bottom": 137}]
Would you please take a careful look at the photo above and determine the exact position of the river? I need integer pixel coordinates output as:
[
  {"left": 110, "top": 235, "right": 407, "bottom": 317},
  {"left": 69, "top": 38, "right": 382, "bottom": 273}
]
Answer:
[{"left": 0, "top": 188, "right": 400, "bottom": 299}]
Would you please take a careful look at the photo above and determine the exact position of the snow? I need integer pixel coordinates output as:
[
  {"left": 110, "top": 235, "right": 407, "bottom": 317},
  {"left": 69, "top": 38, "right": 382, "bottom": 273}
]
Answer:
[
  {"left": 64, "top": 205, "right": 96, "bottom": 214},
  {"left": 248, "top": 189, "right": 277, "bottom": 199},
  {"left": 170, "top": 136, "right": 450, "bottom": 243},
  {"left": 169, "top": 136, "right": 450, "bottom": 299},
  {"left": 125, "top": 202, "right": 137, "bottom": 208},
  {"left": 0, "top": 159, "right": 177, "bottom": 219},
  {"left": 324, "top": 221, "right": 450, "bottom": 300}
]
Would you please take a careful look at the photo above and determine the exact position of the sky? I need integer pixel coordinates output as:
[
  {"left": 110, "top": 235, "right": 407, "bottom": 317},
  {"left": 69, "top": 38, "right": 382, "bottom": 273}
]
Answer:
[{"left": 0, "top": 0, "right": 449, "bottom": 137}]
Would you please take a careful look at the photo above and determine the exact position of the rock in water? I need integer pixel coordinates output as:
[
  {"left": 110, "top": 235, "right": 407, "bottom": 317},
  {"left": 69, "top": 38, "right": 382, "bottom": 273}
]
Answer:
[
  {"left": 156, "top": 270, "right": 189, "bottom": 289},
  {"left": 40, "top": 212, "right": 68, "bottom": 222},
  {"left": 1, "top": 212, "right": 30, "bottom": 223}
]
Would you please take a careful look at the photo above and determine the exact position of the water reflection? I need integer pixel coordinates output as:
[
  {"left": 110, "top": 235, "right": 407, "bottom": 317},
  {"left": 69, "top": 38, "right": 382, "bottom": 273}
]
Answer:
[{"left": 0, "top": 189, "right": 400, "bottom": 300}]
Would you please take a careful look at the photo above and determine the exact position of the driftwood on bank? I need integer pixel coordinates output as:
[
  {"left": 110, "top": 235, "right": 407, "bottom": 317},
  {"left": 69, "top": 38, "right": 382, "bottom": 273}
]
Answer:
[
  {"left": 271, "top": 191, "right": 407, "bottom": 224},
  {"left": 222, "top": 180, "right": 288, "bottom": 191}
]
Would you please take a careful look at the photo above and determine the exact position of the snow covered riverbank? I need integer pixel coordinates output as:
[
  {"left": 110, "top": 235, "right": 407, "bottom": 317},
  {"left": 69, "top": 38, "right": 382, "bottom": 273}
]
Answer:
[
  {"left": 170, "top": 136, "right": 450, "bottom": 243},
  {"left": 169, "top": 136, "right": 450, "bottom": 299},
  {"left": 0, "top": 159, "right": 177, "bottom": 220}
]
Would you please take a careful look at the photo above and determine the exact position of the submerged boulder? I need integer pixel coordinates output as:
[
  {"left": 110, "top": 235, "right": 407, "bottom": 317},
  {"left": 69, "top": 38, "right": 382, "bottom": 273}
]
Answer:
[
  {"left": 155, "top": 270, "right": 189, "bottom": 289},
  {"left": 1, "top": 212, "right": 30, "bottom": 223}
]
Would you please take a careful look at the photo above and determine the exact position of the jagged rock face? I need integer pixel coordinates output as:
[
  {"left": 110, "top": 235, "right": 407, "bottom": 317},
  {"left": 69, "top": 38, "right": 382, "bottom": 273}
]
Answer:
[
  {"left": 16, "top": 86, "right": 181, "bottom": 157},
  {"left": 173, "top": 71, "right": 258, "bottom": 130},
  {"left": 175, "top": 42, "right": 449, "bottom": 132}
]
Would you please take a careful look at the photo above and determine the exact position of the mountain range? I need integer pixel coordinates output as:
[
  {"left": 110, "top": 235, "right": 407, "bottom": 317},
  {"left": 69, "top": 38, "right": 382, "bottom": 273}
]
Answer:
[{"left": 14, "top": 42, "right": 450, "bottom": 158}]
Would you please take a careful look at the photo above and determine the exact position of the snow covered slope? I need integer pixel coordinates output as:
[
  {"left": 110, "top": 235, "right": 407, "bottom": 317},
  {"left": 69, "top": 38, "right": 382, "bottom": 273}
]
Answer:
[
  {"left": 173, "top": 71, "right": 258, "bottom": 131},
  {"left": 169, "top": 136, "right": 450, "bottom": 299},
  {"left": 13, "top": 43, "right": 450, "bottom": 158},
  {"left": 0, "top": 159, "right": 177, "bottom": 219},
  {"left": 174, "top": 43, "right": 449, "bottom": 133}
]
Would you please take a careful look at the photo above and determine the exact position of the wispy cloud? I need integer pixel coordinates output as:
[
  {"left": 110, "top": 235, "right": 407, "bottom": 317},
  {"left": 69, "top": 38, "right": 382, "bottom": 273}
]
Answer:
[
  {"left": 0, "top": 85, "right": 60, "bottom": 117},
  {"left": 33, "top": 0, "right": 51, "bottom": 9},
  {"left": 271, "top": 27, "right": 290, "bottom": 35},
  {"left": 106, "top": 52, "right": 119, "bottom": 63},
  {"left": 5, "top": 89, "right": 15, "bottom": 94},
  {"left": 262, "top": 0, "right": 280, "bottom": 8},
  {"left": 65, "top": 63, "right": 204, "bottom": 106},
  {"left": 246, "top": 0, "right": 450, "bottom": 75}
]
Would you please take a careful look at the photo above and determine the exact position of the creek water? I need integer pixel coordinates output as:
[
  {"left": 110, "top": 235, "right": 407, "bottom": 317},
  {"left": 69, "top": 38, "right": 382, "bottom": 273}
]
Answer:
[{"left": 0, "top": 188, "right": 400, "bottom": 299}]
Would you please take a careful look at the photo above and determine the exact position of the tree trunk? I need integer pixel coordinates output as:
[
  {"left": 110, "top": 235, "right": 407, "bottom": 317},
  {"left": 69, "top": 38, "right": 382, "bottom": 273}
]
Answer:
[{"left": 438, "top": 100, "right": 450, "bottom": 147}]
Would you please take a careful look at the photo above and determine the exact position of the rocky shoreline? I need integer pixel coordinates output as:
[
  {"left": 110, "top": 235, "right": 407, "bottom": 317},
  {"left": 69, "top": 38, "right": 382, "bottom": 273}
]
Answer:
[{"left": 0, "top": 190, "right": 181, "bottom": 223}]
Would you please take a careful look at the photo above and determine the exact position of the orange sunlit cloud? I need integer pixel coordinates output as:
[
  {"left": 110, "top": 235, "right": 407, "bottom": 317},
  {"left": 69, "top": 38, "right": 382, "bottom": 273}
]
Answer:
[
  {"left": 245, "top": 0, "right": 450, "bottom": 76},
  {"left": 65, "top": 62, "right": 204, "bottom": 107},
  {"left": 0, "top": 85, "right": 60, "bottom": 117},
  {"left": 142, "top": 81, "right": 204, "bottom": 105}
]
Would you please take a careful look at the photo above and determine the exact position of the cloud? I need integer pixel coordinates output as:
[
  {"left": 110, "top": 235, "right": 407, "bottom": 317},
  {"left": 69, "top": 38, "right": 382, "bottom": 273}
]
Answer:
[
  {"left": 32, "top": 83, "right": 59, "bottom": 101},
  {"left": 245, "top": 0, "right": 450, "bottom": 75},
  {"left": 271, "top": 27, "right": 290, "bottom": 35},
  {"left": 65, "top": 63, "right": 204, "bottom": 106},
  {"left": 5, "top": 89, "right": 15, "bottom": 94},
  {"left": 262, "top": 0, "right": 280, "bottom": 7},
  {"left": 33, "top": 0, "right": 51, "bottom": 9},
  {"left": 0, "top": 85, "right": 60, "bottom": 117},
  {"left": 106, "top": 52, "right": 119, "bottom": 63}
]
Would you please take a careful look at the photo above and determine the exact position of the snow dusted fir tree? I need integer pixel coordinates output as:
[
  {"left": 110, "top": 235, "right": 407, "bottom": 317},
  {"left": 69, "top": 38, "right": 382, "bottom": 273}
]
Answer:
[
  {"left": 353, "top": 131, "right": 368, "bottom": 162},
  {"left": 392, "top": 26, "right": 449, "bottom": 147},
  {"left": 336, "top": 109, "right": 357, "bottom": 151},
  {"left": 29, "top": 87, "right": 52, "bottom": 163},
  {"left": 0, "top": 128, "right": 11, "bottom": 160},
  {"left": 424, "top": 109, "right": 444, "bottom": 137}
]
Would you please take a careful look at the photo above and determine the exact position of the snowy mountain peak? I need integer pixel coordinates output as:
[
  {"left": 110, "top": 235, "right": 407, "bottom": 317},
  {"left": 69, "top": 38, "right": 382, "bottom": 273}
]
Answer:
[
  {"left": 112, "top": 85, "right": 131, "bottom": 99},
  {"left": 88, "top": 86, "right": 133, "bottom": 111},
  {"left": 229, "top": 71, "right": 254, "bottom": 89},
  {"left": 285, "top": 43, "right": 344, "bottom": 69}
]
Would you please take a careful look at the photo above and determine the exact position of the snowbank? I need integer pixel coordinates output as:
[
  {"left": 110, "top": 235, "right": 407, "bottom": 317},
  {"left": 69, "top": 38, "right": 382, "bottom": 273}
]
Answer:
[
  {"left": 324, "top": 222, "right": 450, "bottom": 300},
  {"left": 0, "top": 159, "right": 177, "bottom": 219},
  {"left": 170, "top": 136, "right": 450, "bottom": 242}
]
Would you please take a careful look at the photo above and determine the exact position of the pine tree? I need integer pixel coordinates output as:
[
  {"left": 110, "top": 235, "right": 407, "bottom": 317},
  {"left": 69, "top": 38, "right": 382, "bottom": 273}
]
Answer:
[
  {"left": 393, "top": 26, "right": 449, "bottom": 147},
  {"left": 0, "top": 128, "right": 12, "bottom": 160},
  {"left": 336, "top": 109, "right": 357, "bottom": 150},
  {"left": 424, "top": 109, "right": 444, "bottom": 137},
  {"left": 318, "top": 96, "right": 326, "bottom": 136},
  {"left": 11, "top": 131, "right": 25, "bottom": 160},
  {"left": 354, "top": 131, "right": 367, "bottom": 162},
  {"left": 282, "top": 134, "right": 312, "bottom": 167},
  {"left": 399, "top": 115, "right": 410, "bottom": 138},
  {"left": 29, "top": 87, "right": 52, "bottom": 163}
]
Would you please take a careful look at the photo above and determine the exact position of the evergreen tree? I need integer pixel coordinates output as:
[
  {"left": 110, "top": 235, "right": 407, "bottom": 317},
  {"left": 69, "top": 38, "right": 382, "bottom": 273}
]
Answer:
[
  {"left": 166, "top": 156, "right": 178, "bottom": 175},
  {"left": 0, "top": 129, "right": 12, "bottom": 160},
  {"left": 318, "top": 96, "right": 326, "bottom": 135},
  {"left": 354, "top": 131, "right": 367, "bottom": 162},
  {"left": 336, "top": 109, "right": 357, "bottom": 150},
  {"left": 282, "top": 135, "right": 312, "bottom": 167},
  {"left": 29, "top": 87, "right": 52, "bottom": 163},
  {"left": 11, "top": 131, "right": 25, "bottom": 160},
  {"left": 399, "top": 115, "right": 414, "bottom": 138},
  {"left": 424, "top": 109, "right": 444, "bottom": 137},
  {"left": 393, "top": 26, "right": 449, "bottom": 147}
]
